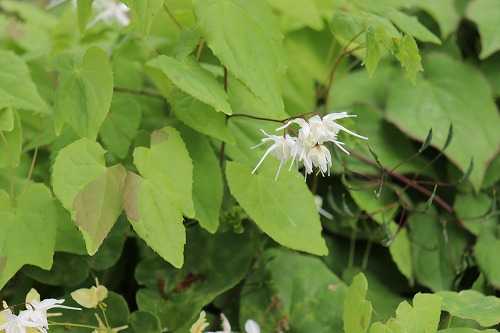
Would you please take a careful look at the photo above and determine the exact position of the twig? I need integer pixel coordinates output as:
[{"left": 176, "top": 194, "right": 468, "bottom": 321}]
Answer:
[
  {"left": 114, "top": 87, "right": 164, "bottom": 100},
  {"left": 324, "top": 30, "right": 365, "bottom": 109},
  {"left": 350, "top": 151, "right": 458, "bottom": 220}
]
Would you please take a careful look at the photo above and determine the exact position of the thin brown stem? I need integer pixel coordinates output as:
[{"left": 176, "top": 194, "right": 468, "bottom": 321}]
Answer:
[
  {"left": 163, "top": 3, "right": 182, "bottom": 30},
  {"left": 114, "top": 87, "right": 164, "bottom": 100},
  {"left": 196, "top": 39, "right": 205, "bottom": 61},
  {"left": 324, "top": 30, "right": 365, "bottom": 109},
  {"left": 350, "top": 151, "right": 459, "bottom": 223}
]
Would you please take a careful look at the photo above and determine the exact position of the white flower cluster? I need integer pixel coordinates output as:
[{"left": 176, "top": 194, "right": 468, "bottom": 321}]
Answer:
[
  {"left": 191, "top": 312, "right": 260, "bottom": 333},
  {"left": 47, "top": 0, "right": 130, "bottom": 27},
  {"left": 252, "top": 112, "right": 367, "bottom": 180},
  {"left": 0, "top": 296, "right": 79, "bottom": 333}
]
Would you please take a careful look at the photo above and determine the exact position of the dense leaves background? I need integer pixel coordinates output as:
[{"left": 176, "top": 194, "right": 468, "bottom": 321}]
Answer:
[{"left": 0, "top": 0, "right": 500, "bottom": 332}]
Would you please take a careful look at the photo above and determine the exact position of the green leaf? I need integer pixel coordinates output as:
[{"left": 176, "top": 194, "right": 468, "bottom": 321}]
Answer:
[
  {"left": 124, "top": 0, "right": 165, "bottom": 36},
  {"left": 454, "top": 192, "right": 493, "bottom": 235},
  {"left": 170, "top": 90, "right": 234, "bottom": 143},
  {"left": 267, "top": 0, "right": 323, "bottom": 31},
  {"left": 386, "top": 9, "right": 441, "bottom": 44},
  {"left": 0, "top": 108, "right": 14, "bottom": 131},
  {"left": 365, "top": 28, "right": 385, "bottom": 77},
  {"left": 0, "top": 51, "right": 49, "bottom": 113},
  {"left": 346, "top": 105, "right": 431, "bottom": 177},
  {"left": 73, "top": 164, "right": 127, "bottom": 255},
  {"left": 392, "top": 293, "right": 442, "bottom": 333},
  {"left": 439, "top": 329, "right": 499, "bottom": 333},
  {"left": 240, "top": 248, "right": 347, "bottom": 333},
  {"left": 369, "top": 322, "right": 394, "bottom": 333},
  {"left": 52, "top": 138, "right": 107, "bottom": 213},
  {"left": 227, "top": 74, "right": 288, "bottom": 119},
  {"left": 124, "top": 173, "right": 186, "bottom": 268},
  {"left": 438, "top": 290, "right": 500, "bottom": 327},
  {"left": 386, "top": 53, "right": 500, "bottom": 190},
  {"left": 51, "top": 291, "right": 129, "bottom": 333},
  {"left": 412, "top": 0, "right": 460, "bottom": 37},
  {"left": 22, "top": 252, "right": 89, "bottom": 287},
  {"left": 475, "top": 225, "right": 500, "bottom": 289},
  {"left": 54, "top": 201, "right": 86, "bottom": 255},
  {"left": 0, "top": 109, "right": 22, "bottom": 168},
  {"left": 466, "top": 0, "right": 500, "bottom": 59},
  {"left": 226, "top": 161, "right": 327, "bottom": 256},
  {"left": 99, "top": 95, "right": 142, "bottom": 159},
  {"left": 408, "top": 206, "right": 468, "bottom": 291},
  {"left": 394, "top": 35, "right": 422, "bottom": 83},
  {"left": 133, "top": 126, "right": 194, "bottom": 218},
  {"left": 77, "top": 0, "right": 94, "bottom": 32},
  {"left": 389, "top": 228, "right": 414, "bottom": 285},
  {"left": 147, "top": 55, "right": 232, "bottom": 115},
  {"left": 0, "top": 184, "right": 58, "bottom": 289},
  {"left": 344, "top": 273, "right": 373, "bottom": 333},
  {"left": 55, "top": 47, "right": 113, "bottom": 139},
  {"left": 88, "top": 217, "right": 129, "bottom": 270},
  {"left": 136, "top": 228, "right": 255, "bottom": 332},
  {"left": 179, "top": 127, "right": 223, "bottom": 233},
  {"left": 129, "top": 311, "right": 162, "bottom": 333},
  {"left": 194, "top": 0, "right": 286, "bottom": 117}
]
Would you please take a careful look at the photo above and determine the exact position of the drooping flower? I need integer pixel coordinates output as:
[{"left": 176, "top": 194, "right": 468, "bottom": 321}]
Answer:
[
  {"left": 206, "top": 313, "right": 261, "bottom": 333},
  {"left": 314, "top": 195, "right": 333, "bottom": 220},
  {"left": 253, "top": 111, "right": 367, "bottom": 179},
  {"left": 0, "top": 304, "right": 40, "bottom": 333},
  {"left": 302, "top": 144, "right": 332, "bottom": 176},
  {"left": 243, "top": 320, "right": 260, "bottom": 333},
  {"left": 47, "top": 0, "right": 130, "bottom": 27},
  {"left": 90, "top": 0, "right": 130, "bottom": 27},
  {"left": 251, "top": 130, "right": 297, "bottom": 180},
  {"left": 23, "top": 298, "right": 80, "bottom": 331}
]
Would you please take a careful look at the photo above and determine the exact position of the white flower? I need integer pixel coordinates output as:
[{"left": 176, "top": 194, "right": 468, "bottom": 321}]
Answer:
[
  {"left": 23, "top": 299, "right": 80, "bottom": 332},
  {"left": 90, "top": 0, "right": 130, "bottom": 27},
  {"left": 244, "top": 320, "right": 260, "bottom": 333},
  {"left": 0, "top": 308, "right": 40, "bottom": 333},
  {"left": 314, "top": 195, "right": 333, "bottom": 220},
  {"left": 302, "top": 144, "right": 332, "bottom": 176},
  {"left": 207, "top": 314, "right": 260, "bottom": 333},
  {"left": 252, "top": 130, "right": 297, "bottom": 180},
  {"left": 47, "top": 0, "right": 130, "bottom": 27}
]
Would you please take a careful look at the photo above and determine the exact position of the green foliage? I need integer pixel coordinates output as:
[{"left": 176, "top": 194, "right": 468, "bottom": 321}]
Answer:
[
  {"left": 1, "top": 1, "right": 500, "bottom": 332},
  {"left": 226, "top": 161, "right": 327, "bottom": 256}
]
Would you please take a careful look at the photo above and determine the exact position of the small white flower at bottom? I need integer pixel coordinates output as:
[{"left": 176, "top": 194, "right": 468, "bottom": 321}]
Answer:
[
  {"left": 314, "top": 195, "right": 333, "bottom": 220},
  {"left": 244, "top": 320, "right": 260, "bottom": 333},
  {"left": 23, "top": 299, "right": 80, "bottom": 331},
  {"left": 90, "top": 0, "right": 130, "bottom": 27},
  {"left": 302, "top": 144, "right": 332, "bottom": 176},
  {"left": 252, "top": 130, "right": 297, "bottom": 180},
  {"left": 0, "top": 308, "right": 40, "bottom": 333}
]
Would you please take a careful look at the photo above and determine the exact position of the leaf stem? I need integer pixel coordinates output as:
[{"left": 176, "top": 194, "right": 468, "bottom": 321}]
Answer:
[
  {"left": 19, "top": 146, "right": 38, "bottom": 197},
  {"left": 196, "top": 39, "right": 205, "bottom": 61},
  {"left": 114, "top": 86, "right": 164, "bottom": 100},
  {"left": 163, "top": 3, "right": 183, "bottom": 30},
  {"left": 49, "top": 322, "right": 99, "bottom": 330}
]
